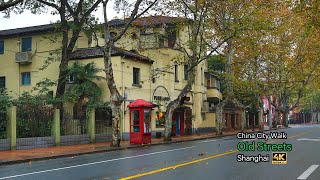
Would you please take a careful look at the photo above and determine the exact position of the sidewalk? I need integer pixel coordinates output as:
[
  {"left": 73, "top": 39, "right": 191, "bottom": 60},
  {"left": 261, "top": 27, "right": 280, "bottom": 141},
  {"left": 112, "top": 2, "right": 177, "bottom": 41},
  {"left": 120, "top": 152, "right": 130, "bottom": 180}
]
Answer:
[{"left": 0, "top": 128, "right": 269, "bottom": 166}]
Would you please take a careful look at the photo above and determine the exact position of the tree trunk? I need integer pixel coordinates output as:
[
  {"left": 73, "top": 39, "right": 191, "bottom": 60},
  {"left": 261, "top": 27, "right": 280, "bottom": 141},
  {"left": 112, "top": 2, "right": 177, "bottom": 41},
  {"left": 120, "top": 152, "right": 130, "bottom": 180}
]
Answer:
[
  {"left": 225, "top": 39, "right": 235, "bottom": 99},
  {"left": 163, "top": 54, "right": 196, "bottom": 141},
  {"left": 274, "top": 110, "right": 280, "bottom": 128},
  {"left": 241, "top": 110, "right": 246, "bottom": 131},
  {"left": 163, "top": 101, "right": 179, "bottom": 141},
  {"left": 267, "top": 96, "right": 273, "bottom": 130},
  {"left": 101, "top": 1, "right": 124, "bottom": 147},
  {"left": 259, "top": 107, "right": 264, "bottom": 130},
  {"left": 283, "top": 111, "right": 288, "bottom": 127},
  {"left": 103, "top": 43, "right": 123, "bottom": 147},
  {"left": 216, "top": 106, "right": 223, "bottom": 135}
]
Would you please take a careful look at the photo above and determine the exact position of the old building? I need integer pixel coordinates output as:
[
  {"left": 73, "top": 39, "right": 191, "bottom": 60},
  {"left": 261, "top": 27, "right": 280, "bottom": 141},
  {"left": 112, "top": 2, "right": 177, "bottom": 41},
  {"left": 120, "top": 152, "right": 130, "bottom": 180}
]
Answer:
[{"left": 0, "top": 16, "right": 223, "bottom": 139}]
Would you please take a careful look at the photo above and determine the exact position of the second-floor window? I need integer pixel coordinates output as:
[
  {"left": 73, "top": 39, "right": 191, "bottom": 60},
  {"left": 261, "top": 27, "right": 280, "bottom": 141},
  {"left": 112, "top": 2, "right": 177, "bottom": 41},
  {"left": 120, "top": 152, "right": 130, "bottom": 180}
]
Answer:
[
  {"left": 133, "top": 67, "right": 140, "bottom": 86},
  {"left": 21, "top": 72, "right": 31, "bottom": 86},
  {"left": 184, "top": 65, "right": 188, "bottom": 80},
  {"left": 67, "top": 73, "right": 77, "bottom": 83},
  {"left": 174, "top": 64, "right": 178, "bottom": 82},
  {"left": 0, "top": 40, "right": 4, "bottom": 54},
  {"left": 167, "top": 26, "right": 176, "bottom": 48},
  {"left": 21, "top": 37, "right": 32, "bottom": 52},
  {"left": 0, "top": 76, "right": 5, "bottom": 89}
]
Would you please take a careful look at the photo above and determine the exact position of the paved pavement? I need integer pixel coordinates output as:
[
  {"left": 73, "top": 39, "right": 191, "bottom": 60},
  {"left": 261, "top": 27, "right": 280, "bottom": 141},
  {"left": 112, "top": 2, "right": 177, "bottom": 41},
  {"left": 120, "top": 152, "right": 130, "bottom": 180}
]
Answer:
[
  {"left": 1, "top": 124, "right": 319, "bottom": 180},
  {"left": 0, "top": 129, "right": 249, "bottom": 165}
]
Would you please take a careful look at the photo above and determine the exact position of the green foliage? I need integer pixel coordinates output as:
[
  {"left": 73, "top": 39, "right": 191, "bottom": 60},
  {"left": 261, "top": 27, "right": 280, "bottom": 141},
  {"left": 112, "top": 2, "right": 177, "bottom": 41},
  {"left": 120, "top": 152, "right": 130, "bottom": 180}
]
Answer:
[
  {"left": 13, "top": 92, "right": 55, "bottom": 138},
  {"left": 0, "top": 90, "right": 12, "bottom": 139},
  {"left": 64, "top": 62, "right": 104, "bottom": 104},
  {"left": 208, "top": 55, "right": 226, "bottom": 73}
]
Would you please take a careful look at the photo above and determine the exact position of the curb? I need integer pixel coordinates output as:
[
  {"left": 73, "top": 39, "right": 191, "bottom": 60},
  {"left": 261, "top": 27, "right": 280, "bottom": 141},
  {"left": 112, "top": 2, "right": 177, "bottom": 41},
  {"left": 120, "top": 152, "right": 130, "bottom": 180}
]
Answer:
[{"left": 0, "top": 127, "right": 289, "bottom": 166}]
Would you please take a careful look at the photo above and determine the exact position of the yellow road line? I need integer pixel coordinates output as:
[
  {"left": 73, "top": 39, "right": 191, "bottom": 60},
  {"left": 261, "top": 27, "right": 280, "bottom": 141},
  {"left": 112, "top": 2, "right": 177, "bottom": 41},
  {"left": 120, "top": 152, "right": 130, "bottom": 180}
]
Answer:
[
  {"left": 119, "top": 149, "right": 239, "bottom": 180},
  {"left": 119, "top": 130, "right": 318, "bottom": 180}
]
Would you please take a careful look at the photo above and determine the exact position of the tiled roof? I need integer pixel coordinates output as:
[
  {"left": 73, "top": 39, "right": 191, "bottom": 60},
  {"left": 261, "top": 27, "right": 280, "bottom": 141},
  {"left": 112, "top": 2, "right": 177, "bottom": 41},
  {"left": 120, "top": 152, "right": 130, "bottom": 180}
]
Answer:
[
  {"left": 0, "top": 16, "right": 189, "bottom": 38},
  {"left": 70, "top": 46, "right": 153, "bottom": 64},
  {"left": 0, "top": 24, "right": 58, "bottom": 38},
  {"left": 131, "top": 16, "right": 189, "bottom": 27}
]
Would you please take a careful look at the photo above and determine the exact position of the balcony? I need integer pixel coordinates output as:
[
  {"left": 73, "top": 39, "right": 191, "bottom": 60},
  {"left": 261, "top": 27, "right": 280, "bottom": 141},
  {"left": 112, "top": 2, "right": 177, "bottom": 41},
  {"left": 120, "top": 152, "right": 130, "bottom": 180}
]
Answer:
[{"left": 206, "top": 87, "right": 222, "bottom": 102}]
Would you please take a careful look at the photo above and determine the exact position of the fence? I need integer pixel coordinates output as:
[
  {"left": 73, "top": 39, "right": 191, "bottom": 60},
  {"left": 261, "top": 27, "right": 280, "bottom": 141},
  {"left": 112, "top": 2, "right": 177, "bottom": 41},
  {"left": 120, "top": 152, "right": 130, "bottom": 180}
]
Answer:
[
  {"left": 16, "top": 104, "right": 55, "bottom": 150},
  {"left": 60, "top": 109, "right": 90, "bottom": 146},
  {"left": 95, "top": 107, "right": 112, "bottom": 143},
  {"left": 1, "top": 106, "right": 115, "bottom": 151},
  {"left": 0, "top": 106, "right": 9, "bottom": 151}
]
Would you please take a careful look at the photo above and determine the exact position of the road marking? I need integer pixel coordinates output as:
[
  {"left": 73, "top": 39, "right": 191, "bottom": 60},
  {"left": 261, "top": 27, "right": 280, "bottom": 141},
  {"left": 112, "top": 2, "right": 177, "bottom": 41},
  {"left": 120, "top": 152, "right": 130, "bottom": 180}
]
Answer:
[
  {"left": 0, "top": 146, "right": 195, "bottom": 180},
  {"left": 297, "top": 165, "right": 319, "bottom": 179},
  {"left": 297, "top": 138, "right": 320, "bottom": 142},
  {"left": 119, "top": 149, "right": 239, "bottom": 180},
  {"left": 242, "top": 139, "right": 257, "bottom": 142},
  {"left": 120, "top": 130, "right": 319, "bottom": 180},
  {"left": 200, "top": 139, "right": 217, "bottom": 143}
]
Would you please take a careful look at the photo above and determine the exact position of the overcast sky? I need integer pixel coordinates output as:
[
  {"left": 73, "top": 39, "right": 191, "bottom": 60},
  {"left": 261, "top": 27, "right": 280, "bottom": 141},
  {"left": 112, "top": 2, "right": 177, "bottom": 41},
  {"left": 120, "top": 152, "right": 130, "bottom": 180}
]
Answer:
[{"left": 0, "top": 3, "right": 118, "bottom": 31}]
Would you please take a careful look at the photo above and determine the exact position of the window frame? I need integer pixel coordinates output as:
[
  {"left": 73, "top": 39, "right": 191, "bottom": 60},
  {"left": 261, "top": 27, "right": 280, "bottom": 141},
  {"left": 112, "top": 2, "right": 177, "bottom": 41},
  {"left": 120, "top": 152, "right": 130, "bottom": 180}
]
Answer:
[
  {"left": 21, "top": 37, "right": 32, "bottom": 52},
  {"left": 174, "top": 64, "right": 179, "bottom": 82},
  {"left": 21, "top": 72, "right": 31, "bottom": 86},
  {"left": 133, "top": 67, "right": 140, "bottom": 86},
  {"left": 0, "top": 77, "right": 5, "bottom": 91},
  {"left": 0, "top": 40, "right": 4, "bottom": 54},
  {"left": 184, "top": 64, "right": 188, "bottom": 80}
]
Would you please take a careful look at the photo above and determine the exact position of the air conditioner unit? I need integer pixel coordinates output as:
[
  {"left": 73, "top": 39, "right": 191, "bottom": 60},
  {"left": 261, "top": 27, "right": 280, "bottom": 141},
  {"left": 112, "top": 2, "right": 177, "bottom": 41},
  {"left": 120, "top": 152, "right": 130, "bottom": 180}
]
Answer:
[{"left": 15, "top": 52, "right": 32, "bottom": 64}]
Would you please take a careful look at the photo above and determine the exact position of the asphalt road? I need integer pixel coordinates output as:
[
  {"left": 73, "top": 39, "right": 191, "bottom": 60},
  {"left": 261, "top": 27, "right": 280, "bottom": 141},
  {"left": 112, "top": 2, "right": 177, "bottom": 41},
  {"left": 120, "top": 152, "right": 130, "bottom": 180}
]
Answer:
[{"left": 0, "top": 124, "right": 320, "bottom": 180}]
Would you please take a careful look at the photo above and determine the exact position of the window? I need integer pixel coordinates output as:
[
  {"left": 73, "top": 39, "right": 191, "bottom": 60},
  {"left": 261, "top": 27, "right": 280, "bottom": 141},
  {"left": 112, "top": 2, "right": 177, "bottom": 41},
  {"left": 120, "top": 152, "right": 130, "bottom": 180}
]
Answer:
[
  {"left": 21, "top": 72, "right": 31, "bottom": 85},
  {"left": 158, "top": 36, "right": 164, "bottom": 48},
  {"left": 184, "top": 65, "right": 188, "bottom": 80},
  {"left": 214, "top": 79, "right": 220, "bottom": 90},
  {"left": 133, "top": 67, "right": 140, "bottom": 85},
  {"left": 0, "top": 40, "right": 4, "bottom": 54},
  {"left": 201, "top": 68, "right": 203, "bottom": 84},
  {"left": 174, "top": 64, "right": 178, "bottom": 82},
  {"left": 0, "top": 77, "right": 5, "bottom": 92},
  {"left": 48, "top": 91, "right": 54, "bottom": 97},
  {"left": 21, "top": 37, "right": 32, "bottom": 52},
  {"left": 144, "top": 110, "right": 151, "bottom": 133},
  {"left": 156, "top": 111, "right": 165, "bottom": 128},
  {"left": 67, "top": 73, "right": 77, "bottom": 83},
  {"left": 167, "top": 26, "right": 177, "bottom": 48}
]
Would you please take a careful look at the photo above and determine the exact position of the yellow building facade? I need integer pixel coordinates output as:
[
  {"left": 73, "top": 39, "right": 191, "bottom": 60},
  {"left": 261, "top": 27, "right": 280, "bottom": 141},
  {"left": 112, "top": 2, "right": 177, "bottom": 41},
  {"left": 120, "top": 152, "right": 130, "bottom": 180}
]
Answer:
[{"left": 0, "top": 16, "right": 223, "bottom": 139}]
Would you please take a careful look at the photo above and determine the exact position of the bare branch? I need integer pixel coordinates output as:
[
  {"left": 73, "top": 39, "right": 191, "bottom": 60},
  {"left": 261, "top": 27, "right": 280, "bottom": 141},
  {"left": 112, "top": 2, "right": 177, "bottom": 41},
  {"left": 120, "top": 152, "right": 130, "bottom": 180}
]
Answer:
[
  {"left": 80, "top": 0, "right": 103, "bottom": 24},
  {"left": 0, "top": 0, "right": 23, "bottom": 11},
  {"left": 36, "top": 0, "right": 59, "bottom": 10},
  {"left": 114, "top": 0, "right": 158, "bottom": 42}
]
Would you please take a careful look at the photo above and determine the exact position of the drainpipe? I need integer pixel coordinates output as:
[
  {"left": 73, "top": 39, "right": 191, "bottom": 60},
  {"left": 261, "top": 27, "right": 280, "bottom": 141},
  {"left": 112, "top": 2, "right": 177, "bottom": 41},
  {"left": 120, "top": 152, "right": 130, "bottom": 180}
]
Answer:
[{"left": 121, "top": 60, "right": 125, "bottom": 139}]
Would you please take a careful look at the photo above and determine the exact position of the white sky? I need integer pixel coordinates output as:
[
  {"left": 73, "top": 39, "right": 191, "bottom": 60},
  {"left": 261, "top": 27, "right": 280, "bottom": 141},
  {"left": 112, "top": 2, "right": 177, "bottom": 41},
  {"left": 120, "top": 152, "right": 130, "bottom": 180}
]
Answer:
[{"left": 0, "top": 3, "right": 119, "bottom": 30}]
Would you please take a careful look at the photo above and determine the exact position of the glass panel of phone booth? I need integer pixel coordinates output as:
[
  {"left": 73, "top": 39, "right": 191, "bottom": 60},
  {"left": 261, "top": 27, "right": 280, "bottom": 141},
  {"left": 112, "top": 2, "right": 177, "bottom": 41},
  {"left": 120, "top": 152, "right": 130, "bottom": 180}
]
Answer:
[
  {"left": 131, "top": 110, "right": 140, "bottom": 132},
  {"left": 144, "top": 110, "right": 151, "bottom": 133}
]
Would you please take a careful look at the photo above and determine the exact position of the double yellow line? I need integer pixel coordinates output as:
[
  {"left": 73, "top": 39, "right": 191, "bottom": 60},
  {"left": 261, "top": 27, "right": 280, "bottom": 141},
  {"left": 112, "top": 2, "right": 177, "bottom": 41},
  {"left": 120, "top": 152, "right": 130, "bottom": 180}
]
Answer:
[{"left": 119, "top": 130, "right": 318, "bottom": 180}]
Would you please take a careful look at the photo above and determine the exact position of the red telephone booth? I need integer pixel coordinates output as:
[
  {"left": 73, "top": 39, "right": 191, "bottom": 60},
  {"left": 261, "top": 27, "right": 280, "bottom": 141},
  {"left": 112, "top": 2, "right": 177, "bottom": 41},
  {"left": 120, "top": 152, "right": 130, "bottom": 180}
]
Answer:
[{"left": 127, "top": 99, "right": 155, "bottom": 144}]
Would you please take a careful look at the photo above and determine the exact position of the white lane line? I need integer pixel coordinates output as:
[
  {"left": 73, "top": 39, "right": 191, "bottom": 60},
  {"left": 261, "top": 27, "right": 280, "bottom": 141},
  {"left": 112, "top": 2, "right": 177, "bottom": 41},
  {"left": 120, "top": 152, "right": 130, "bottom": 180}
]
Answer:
[
  {"left": 200, "top": 139, "right": 217, "bottom": 143},
  {"left": 297, "top": 165, "right": 319, "bottom": 179},
  {"left": 297, "top": 138, "right": 320, "bottom": 142},
  {"left": 241, "top": 139, "right": 257, "bottom": 142},
  {"left": 0, "top": 146, "right": 195, "bottom": 179}
]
